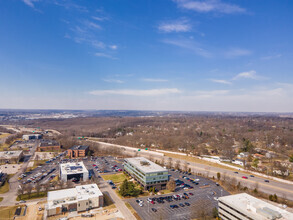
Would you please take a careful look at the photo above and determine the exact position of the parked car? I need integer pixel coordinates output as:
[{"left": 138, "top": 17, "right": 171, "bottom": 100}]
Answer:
[
  {"left": 242, "top": 176, "right": 248, "bottom": 179},
  {"left": 152, "top": 208, "right": 157, "bottom": 212}
]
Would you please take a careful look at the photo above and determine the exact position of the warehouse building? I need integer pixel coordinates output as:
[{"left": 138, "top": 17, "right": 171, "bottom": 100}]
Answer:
[
  {"left": 123, "top": 157, "right": 168, "bottom": 190},
  {"left": 46, "top": 184, "right": 103, "bottom": 216},
  {"left": 67, "top": 145, "right": 89, "bottom": 158},
  {"left": 218, "top": 193, "right": 293, "bottom": 220},
  {"left": 0, "top": 151, "right": 23, "bottom": 164},
  {"left": 37, "top": 139, "right": 61, "bottom": 152},
  {"left": 60, "top": 162, "right": 89, "bottom": 182},
  {"left": 22, "top": 134, "right": 42, "bottom": 141}
]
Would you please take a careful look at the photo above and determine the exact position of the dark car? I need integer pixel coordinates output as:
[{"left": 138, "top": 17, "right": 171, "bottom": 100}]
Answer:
[
  {"left": 152, "top": 208, "right": 157, "bottom": 212},
  {"left": 250, "top": 175, "right": 255, "bottom": 177},
  {"left": 179, "top": 203, "right": 185, "bottom": 207},
  {"left": 234, "top": 171, "right": 239, "bottom": 174},
  {"left": 264, "top": 180, "right": 270, "bottom": 183},
  {"left": 185, "top": 202, "right": 190, "bottom": 206}
]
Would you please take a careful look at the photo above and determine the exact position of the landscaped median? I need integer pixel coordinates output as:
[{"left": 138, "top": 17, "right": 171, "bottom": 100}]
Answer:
[{"left": 17, "top": 192, "right": 46, "bottom": 201}]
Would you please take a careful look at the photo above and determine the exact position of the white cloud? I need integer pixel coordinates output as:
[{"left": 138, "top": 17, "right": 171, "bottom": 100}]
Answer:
[
  {"left": 233, "top": 70, "right": 267, "bottom": 80},
  {"left": 89, "top": 88, "right": 181, "bottom": 96},
  {"left": 84, "top": 21, "right": 102, "bottom": 30},
  {"left": 261, "top": 54, "right": 282, "bottom": 60},
  {"left": 210, "top": 79, "right": 232, "bottom": 85},
  {"left": 224, "top": 48, "right": 252, "bottom": 58},
  {"left": 142, "top": 78, "right": 169, "bottom": 82},
  {"left": 92, "top": 16, "right": 109, "bottom": 21},
  {"left": 22, "top": 0, "right": 39, "bottom": 8},
  {"left": 158, "top": 18, "right": 192, "bottom": 33},
  {"left": 174, "top": 0, "right": 246, "bottom": 14},
  {"left": 162, "top": 38, "right": 211, "bottom": 57},
  {"left": 109, "top": 45, "right": 118, "bottom": 50},
  {"left": 94, "top": 53, "right": 116, "bottom": 59},
  {"left": 103, "top": 79, "right": 124, "bottom": 83}
]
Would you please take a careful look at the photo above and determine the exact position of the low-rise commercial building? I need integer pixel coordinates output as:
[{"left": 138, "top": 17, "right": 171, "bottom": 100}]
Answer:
[
  {"left": 123, "top": 157, "right": 168, "bottom": 190},
  {"left": 46, "top": 184, "right": 103, "bottom": 216},
  {"left": 0, "top": 150, "right": 23, "bottom": 164},
  {"left": 67, "top": 145, "right": 89, "bottom": 158},
  {"left": 37, "top": 140, "right": 61, "bottom": 152},
  {"left": 60, "top": 162, "right": 89, "bottom": 182},
  {"left": 22, "top": 134, "right": 42, "bottom": 140},
  {"left": 218, "top": 193, "right": 293, "bottom": 220}
]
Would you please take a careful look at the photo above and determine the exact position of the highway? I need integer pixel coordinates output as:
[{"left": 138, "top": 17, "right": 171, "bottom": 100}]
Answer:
[{"left": 94, "top": 141, "right": 293, "bottom": 201}]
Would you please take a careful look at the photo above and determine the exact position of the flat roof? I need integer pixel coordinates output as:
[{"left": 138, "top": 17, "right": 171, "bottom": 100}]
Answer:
[
  {"left": 70, "top": 145, "right": 89, "bottom": 150},
  {"left": 124, "top": 157, "right": 167, "bottom": 173},
  {"left": 47, "top": 184, "right": 103, "bottom": 209},
  {"left": 39, "top": 140, "right": 60, "bottom": 147},
  {"left": 60, "top": 161, "right": 88, "bottom": 175},
  {"left": 0, "top": 151, "right": 23, "bottom": 159},
  {"left": 219, "top": 193, "right": 293, "bottom": 220}
]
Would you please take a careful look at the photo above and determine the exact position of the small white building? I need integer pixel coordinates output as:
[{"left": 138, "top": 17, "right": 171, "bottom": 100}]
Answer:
[
  {"left": 59, "top": 162, "right": 89, "bottom": 182},
  {"left": 46, "top": 184, "right": 103, "bottom": 216},
  {"left": 219, "top": 193, "right": 293, "bottom": 220},
  {"left": 22, "top": 134, "right": 42, "bottom": 140}
]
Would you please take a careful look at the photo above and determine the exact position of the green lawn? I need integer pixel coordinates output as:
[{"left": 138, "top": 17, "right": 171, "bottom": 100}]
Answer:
[
  {"left": 102, "top": 173, "right": 127, "bottom": 184},
  {"left": 0, "top": 180, "right": 10, "bottom": 194},
  {"left": 17, "top": 192, "right": 46, "bottom": 201},
  {"left": 0, "top": 205, "right": 25, "bottom": 220}
]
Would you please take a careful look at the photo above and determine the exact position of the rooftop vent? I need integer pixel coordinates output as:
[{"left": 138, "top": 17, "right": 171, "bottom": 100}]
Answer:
[{"left": 140, "top": 161, "right": 150, "bottom": 166}]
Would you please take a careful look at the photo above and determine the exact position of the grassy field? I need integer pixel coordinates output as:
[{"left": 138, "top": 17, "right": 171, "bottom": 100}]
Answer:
[
  {"left": 0, "top": 180, "right": 10, "bottom": 194},
  {"left": 102, "top": 173, "right": 127, "bottom": 184},
  {"left": 0, "top": 133, "right": 10, "bottom": 139},
  {"left": 160, "top": 189, "right": 172, "bottom": 194},
  {"left": 0, "top": 197, "right": 3, "bottom": 202},
  {"left": 164, "top": 153, "right": 239, "bottom": 172},
  {"left": 17, "top": 192, "right": 46, "bottom": 201},
  {"left": 125, "top": 202, "right": 142, "bottom": 220},
  {"left": 0, "top": 205, "right": 25, "bottom": 220}
]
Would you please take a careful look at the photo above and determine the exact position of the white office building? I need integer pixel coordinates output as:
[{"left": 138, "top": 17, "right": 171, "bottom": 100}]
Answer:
[
  {"left": 59, "top": 162, "right": 89, "bottom": 182},
  {"left": 46, "top": 184, "right": 103, "bottom": 216},
  {"left": 218, "top": 193, "right": 293, "bottom": 220}
]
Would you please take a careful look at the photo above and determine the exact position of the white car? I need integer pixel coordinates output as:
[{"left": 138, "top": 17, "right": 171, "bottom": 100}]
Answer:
[{"left": 139, "top": 203, "right": 143, "bottom": 207}]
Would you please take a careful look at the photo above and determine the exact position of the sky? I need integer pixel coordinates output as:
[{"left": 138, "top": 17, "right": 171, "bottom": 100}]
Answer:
[{"left": 0, "top": 0, "right": 293, "bottom": 112}]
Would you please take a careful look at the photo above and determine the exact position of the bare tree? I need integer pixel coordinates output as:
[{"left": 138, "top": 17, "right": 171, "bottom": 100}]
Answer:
[
  {"left": 191, "top": 198, "right": 214, "bottom": 219},
  {"left": 167, "top": 157, "right": 172, "bottom": 169},
  {"left": 35, "top": 182, "right": 41, "bottom": 196},
  {"left": 26, "top": 184, "right": 33, "bottom": 199},
  {"left": 167, "top": 179, "right": 176, "bottom": 192},
  {"left": 175, "top": 160, "right": 181, "bottom": 170}
]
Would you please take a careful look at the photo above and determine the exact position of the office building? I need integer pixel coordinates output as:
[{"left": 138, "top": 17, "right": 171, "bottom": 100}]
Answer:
[
  {"left": 218, "top": 193, "right": 293, "bottom": 220},
  {"left": 123, "top": 157, "right": 168, "bottom": 190},
  {"left": 67, "top": 145, "right": 89, "bottom": 158},
  {"left": 46, "top": 184, "right": 103, "bottom": 216},
  {"left": 59, "top": 162, "right": 89, "bottom": 182},
  {"left": 0, "top": 151, "right": 23, "bottom": 164},
  {"left": 37, "top": 139, "right": 61, "bottom": 152},
  {"left": 22, "top": 134, "right": 42, "bottom": 141}
]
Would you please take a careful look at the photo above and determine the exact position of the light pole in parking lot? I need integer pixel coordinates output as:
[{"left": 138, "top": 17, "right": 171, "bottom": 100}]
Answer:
[{"left": 220, "top": 189, "right": 223, "bottom": 197}]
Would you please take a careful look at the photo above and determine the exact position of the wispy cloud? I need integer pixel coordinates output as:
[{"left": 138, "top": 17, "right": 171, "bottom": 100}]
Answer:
[
  {"left": 233, "top": 70, "right": 267, "bottom": 80},
  {"left": 92, "top": 16, "right": 109, "bottom": 21},
  {"left": 210, "top": 79, "right": 232, "bottom": 85},
  {"left": 162, "top": 38, "right": 211, "bottom": 57},
  {"left": 142, "top": 78, "right": 169, "bottom": 82},
  {"left": 94, "top": 53, "right": 116, "bottom": 59},
  {"left": 158, "top": 18, "right": 192, "bottom": 33},
  {"left": 53, "top": 0, "right": 88, "bottom": 13},
  {"left": 84, "top": 20, "right": 102, "bottom": 30},
  {"left": 103, "top": 79, "right": 124, "bottom": 83},
  {"left": 261, "top": 54, "right": 282, "bottom": 60},
  {"left": 224, "top": 48, "right": 252, "bottom": 58},
  {"left": 89, "top": 88, "right": 181, "bottom": 96},
  {"left": 174, "top": 0, "right": 246, "bottom": 14},
  {"left": 22, "top": 0, "right": 39, "bottom": 8}
]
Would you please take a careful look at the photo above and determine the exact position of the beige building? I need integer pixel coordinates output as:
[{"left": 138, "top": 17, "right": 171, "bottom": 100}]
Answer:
[
  {"left": 46, "top": 184, "right": 103, "bottom": 216},
  {"left": 0, "top": 151, "right": 23, "bottom": 164}
]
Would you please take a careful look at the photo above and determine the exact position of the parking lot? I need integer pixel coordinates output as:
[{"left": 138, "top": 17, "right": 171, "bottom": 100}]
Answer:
[{"left": 127, "top": 170, "right": 229, "bottom": 220}]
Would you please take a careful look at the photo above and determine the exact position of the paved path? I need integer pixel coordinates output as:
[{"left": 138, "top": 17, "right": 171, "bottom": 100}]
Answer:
[{"left": 98, "top": 179, "right": 136, "bottom": 220}]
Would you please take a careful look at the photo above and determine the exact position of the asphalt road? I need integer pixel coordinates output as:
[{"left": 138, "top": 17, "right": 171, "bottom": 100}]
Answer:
[{"left": 95, "top": 141, "right": 293, "bottom": 201}]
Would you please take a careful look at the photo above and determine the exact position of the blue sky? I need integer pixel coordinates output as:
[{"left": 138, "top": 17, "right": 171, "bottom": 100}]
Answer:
[{"left": 0, "top": 0, "right": 293, "bottom": 112}]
